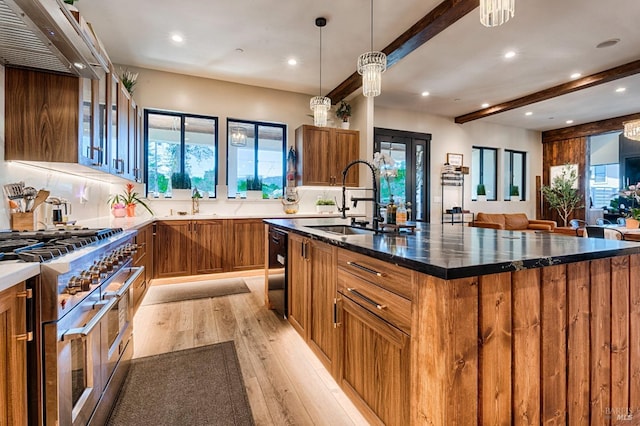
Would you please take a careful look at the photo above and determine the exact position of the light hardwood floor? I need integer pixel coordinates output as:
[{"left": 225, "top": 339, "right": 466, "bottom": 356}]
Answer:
[{"left": 133, "top": 272, "right": 369, "bottom": 426}]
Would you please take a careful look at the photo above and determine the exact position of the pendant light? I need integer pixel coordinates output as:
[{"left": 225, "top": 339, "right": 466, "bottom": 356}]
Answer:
[
  {"left": 480, "top": 0, "right": 515, "bottom": 27},
  {"left": 230, "top": 126, "right": 247, "bottom": 147},
  {"left": 624, "top": 119, "right": 640, "bottom": 141},
  {"left": 310, "top": 17, "right": 331, "bottom": 127},
  {"left": 357, "top": 0, "right": 386, "bottom": 98}
]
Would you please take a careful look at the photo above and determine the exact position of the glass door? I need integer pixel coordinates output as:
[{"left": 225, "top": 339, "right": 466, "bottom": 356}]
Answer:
[{"left": 374, "top": 129, "right": 431, "bottom": 222}]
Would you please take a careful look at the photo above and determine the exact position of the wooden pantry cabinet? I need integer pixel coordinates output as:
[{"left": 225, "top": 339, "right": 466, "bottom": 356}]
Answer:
[
  {"left": 4, "top": 67, "right": 142, "bottom": 182},
  {"left": 0, "top": 281, "right": 28, "bottom": 426},
  {"left": 295, "top": 125, "right": 360, "bottom": 187}
]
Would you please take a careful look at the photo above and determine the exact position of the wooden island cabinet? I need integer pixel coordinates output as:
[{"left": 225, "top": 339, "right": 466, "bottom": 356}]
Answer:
[{"left": 275, "top": 219, "right": 640, "bottom": 425}]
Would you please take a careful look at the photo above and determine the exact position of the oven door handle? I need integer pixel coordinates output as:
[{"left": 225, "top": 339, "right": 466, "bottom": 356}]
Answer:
[
  {"left": 102, "top": 266, "right": 144, "bottom": 299},
  {"left": 62, "top": 298, "right": 118, "bottom": 341}
]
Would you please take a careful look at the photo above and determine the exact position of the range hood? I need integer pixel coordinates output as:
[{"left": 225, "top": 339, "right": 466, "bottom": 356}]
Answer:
[{"left": 0, "top": 0, "right": 108, "bottom": 79}]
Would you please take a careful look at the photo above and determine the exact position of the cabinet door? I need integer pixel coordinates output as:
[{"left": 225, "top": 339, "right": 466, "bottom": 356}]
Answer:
[
  {"left": 339, "top": 296, "right": 410, "bottom": 426},
  {"left": 0, "top": 282, "right": 27, "bottom": 425},
  {"left": 192, "top": 220, "right": 225, "bottom": 274},
  {"left": 5, "top": 68, "right": 79, "bottom": 162},
  {"left": 133, "top": 224, "right": 152, "bottom": 311},
  {"left": 332, "top": 129, "right": 360, "bottom": 187},
  {"left": 78, "top": 78, "right": 94, "bottom": 167},
  {"left": 116, "top": 84, "right": 131, "bottom": 177},
  {"left": 228, "top": 219, "right": 265, "bottom": 271},
  {"left": 154, "top": 221, "right": 191, "bottom": 278},
  {"left": 107, "top": 73, "right": 119, "bottom": 175},
  {"left": 288, "top": 234, "right": 309, "bottom": 338},
  {"left": 296, "top": 125, "right": 333, "bottom": 185},
  {"left": 133, "top": 105, "right": 144, "bottom": 182},
  {"left": 308, "top": 241, "right": 338, "bottom": 376}
]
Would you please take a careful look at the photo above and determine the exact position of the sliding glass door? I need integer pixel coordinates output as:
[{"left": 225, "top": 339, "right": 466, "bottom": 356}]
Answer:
[{"left": 374, "top": 128, "right": 431, "bottom": 222}]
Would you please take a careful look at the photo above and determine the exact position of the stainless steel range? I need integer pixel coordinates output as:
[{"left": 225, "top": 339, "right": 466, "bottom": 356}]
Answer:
[{"left": 1, "top": 228, "right": 143, "bottom": 425}]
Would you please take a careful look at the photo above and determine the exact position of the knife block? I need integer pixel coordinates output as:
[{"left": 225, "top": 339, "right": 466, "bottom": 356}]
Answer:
[{"left": 11, "top": 212, "right": 34, "bottom": 231}]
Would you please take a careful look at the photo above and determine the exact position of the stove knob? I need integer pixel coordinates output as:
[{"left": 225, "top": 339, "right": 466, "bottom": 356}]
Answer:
[{"left": 66, "top": 276, "right": 81, "bottom": 294}]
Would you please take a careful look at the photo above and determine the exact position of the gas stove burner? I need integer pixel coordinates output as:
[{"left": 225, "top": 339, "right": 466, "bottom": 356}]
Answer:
[{"left": 0, "top": 238, "right": 40, "bottom": 252}]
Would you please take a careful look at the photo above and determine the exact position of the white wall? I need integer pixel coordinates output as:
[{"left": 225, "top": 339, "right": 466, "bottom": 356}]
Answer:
[{"left": 374, "top": 106, "right": 542, "bottom": 223}]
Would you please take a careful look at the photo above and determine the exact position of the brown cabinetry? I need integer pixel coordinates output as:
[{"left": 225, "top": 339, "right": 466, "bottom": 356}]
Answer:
[
  {"left": 295, "top": 125, "right": 360, "bottom": 186},
  {"left": 287, "top": 233, "right": 309, "bottom": 337},
  {"left": 153, "top": 220, "right": 225, "bottom": 279},
  {"left": 227, "top": 219, "right": 266, "bottom": 271},
  {"left": 132, "top": 224, "right": 153, "bottom": 312},
  {"left": 5, "top": 67, "right": 142, "bottom": 182},
  {"left": 0, "top": 281, "right": 28, "bottom": 425}
]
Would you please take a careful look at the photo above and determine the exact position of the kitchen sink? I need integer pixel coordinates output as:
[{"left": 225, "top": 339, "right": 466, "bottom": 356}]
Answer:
[{"left": 307, "top": 225, "right": 376, "bottom": 235}]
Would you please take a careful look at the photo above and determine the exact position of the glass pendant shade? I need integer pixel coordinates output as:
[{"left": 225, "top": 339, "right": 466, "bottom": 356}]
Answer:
[
  {"left": 624, "top": 119, "right": 640, "bottom": 141},
  {"left": 310, "top": 96, "right": 331, "bottom": 127},
  {"left": 358, "top": 51, "right": 387, "bottom": 98},
  {"left": 480, "top": 0, "right": 515, "bottom": 27},
  {"left": 230, "top": 126, "right": 247, "bottom": 147}
]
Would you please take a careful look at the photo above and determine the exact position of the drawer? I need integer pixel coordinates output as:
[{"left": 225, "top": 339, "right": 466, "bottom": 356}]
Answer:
[
  {"left": 338, "top": 270, "right": 412, "bottom": 335},
  {"left": 337, "top": 249, "right": 413, "bottom": 300}
]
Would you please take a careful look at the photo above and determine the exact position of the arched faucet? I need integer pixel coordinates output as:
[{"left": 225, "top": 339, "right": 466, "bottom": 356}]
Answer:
[{"left": 337, "top": 160, "right": 384, "bottom": 232}]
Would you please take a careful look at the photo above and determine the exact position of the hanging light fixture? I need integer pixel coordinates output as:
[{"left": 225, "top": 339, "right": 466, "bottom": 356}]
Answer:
[
  {"left": 480, "top": 0, "right": 515, "bottom": 27},
  {"left": 310, "top": 17, "right": 331, "bottom": 127},
  {"left": 230, "top": 126, "right": 247, "bottom": 147},
  {"left": 358, "top": 0, "right": 386, "bottom": 97},
  {"left": 624, "top": 119, "right": 640, "bottom": 141}
]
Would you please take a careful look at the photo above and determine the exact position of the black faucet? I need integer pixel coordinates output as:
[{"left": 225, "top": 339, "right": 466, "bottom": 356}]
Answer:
[{"left": 337, "top": 160, "right": 384, "bottom": 232}]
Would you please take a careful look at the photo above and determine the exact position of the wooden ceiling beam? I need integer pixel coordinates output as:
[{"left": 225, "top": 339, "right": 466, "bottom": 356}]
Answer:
[
  {"left": 326, "top": 0, "right": 479, "bottom": 103},
  {"left": 541, "top": 112, "right": 640, "bottom": 144},
  {"left": 455, "top": 59, "right": 640, "bottom": 124}
]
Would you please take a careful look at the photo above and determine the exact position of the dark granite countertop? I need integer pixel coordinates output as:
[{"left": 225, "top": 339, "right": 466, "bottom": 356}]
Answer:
[{"left": 264, "top": 218, "right": 640, "bottom": 280}]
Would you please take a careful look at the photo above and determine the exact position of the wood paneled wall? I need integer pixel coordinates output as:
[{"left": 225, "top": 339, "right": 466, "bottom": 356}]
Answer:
[
  {"left": 541, "top": 137, "right": 587, "bottom": 223},
  {"left": 413, "top": 254, "right": 640, "bottom": 425}
]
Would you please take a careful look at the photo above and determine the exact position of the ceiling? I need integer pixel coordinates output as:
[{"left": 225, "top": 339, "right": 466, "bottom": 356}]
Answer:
[{"left": 77, "top": 0, "right": 640, "bottom": 132}]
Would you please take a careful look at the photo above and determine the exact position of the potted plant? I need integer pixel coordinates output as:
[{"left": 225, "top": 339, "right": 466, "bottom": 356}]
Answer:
[
  {"left": 245, "top": 176, "right": 263, "bottom": 199},
  {"left": 191, "top": 188, "right": 202, "bottom": 214},
  {"left": 108, "top": 183, "right": 153, "bottom": 217},
  {"left": 63, "top": 0, "right": 78, "bottom": 11},
  {"left": 510, "top": 185, "right": 520, "bottom": 201},
  {"left": 316, "top": 198, "right": 336, "bottom": 214},
  {"left": 477, "top": 184, "right": 487, "bottom": 202},
  {"left": 336, "top": 100, "right": 352, "bottom": 129},
  {"left": 120, "top": 68, "right": 139, "bottom": 95},
  {"left": 541, "top": 164, "right": 584, "bottom": 227}
]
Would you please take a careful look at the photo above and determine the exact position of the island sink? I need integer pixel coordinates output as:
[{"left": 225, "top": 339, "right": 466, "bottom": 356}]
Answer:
[{"left": 306, "top": 224, "right": 376, "bottom": 235}]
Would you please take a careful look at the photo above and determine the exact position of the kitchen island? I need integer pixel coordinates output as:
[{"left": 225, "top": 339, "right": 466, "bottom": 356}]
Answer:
[{"left": 266, "top": 218, "right": 640, "bottom": 425}]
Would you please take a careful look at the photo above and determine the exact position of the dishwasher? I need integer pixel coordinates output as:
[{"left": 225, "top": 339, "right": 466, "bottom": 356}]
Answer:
[{"left": 267, "top": 226, "right": 288, "bottom": 318}]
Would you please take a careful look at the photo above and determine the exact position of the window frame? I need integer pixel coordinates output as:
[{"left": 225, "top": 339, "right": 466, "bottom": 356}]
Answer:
[
  {"left": 144, "top": 109, "right": 219, "bottom": 198},
  {"left": 504, "top": 149, "right": 527, "bottom": 201},
  {"left": 472, "top": 146, "right": 498, "bottom": 201},
  {"left": 225, "top": 118, "right": 287, "bottom": 199}
]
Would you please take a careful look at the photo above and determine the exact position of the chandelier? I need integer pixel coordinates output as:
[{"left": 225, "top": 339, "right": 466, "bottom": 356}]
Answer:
[
  {"left": 357, "top": 0, "right": 386, "bottom": 97},
  {"left": 480, "top": 0, "right": 515, "bottom": 27},
  {"left": 230, "top": 126, "right": 247, "bottom": 147},
  {"left": 310, "top": 17, "right": 331, "bottom": 127},
  {"left": 624, "top": 119, "right": 640, "bottom": 141}
]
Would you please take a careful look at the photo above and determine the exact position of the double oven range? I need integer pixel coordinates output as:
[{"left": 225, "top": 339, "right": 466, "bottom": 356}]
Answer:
[{"left": 1, "top": 228, "right": 143, "bottom": 425}]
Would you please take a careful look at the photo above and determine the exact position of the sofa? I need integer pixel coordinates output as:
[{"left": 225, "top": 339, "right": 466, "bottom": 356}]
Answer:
[{"left": 471, "top": 212, "right": 557, "bottom": 232}]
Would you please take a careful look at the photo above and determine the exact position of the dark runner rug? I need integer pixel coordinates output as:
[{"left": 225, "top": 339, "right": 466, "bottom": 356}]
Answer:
[
  {"left": 141, "top": 278, "right": 250, "bottom": 306},
  {"left": 107, "top": 341, "right": 255, "bottom": 426}
]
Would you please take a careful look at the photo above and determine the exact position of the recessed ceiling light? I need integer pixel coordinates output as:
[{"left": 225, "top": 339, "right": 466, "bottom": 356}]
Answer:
[
  {"left": 287, "top": 58, "right": 297, "bottom": 66},
  {"left": 421, "top": 91, "right": 430, "bottom": 97},
  {"left": 566, "top": 120, "right": 574, "bottom": 124},
  {"left": 525, "top": 111, "right": 533, "bottom": 116},
  {"left": 596, "top": 38, "right": 620, "bottom": 48},
  {"left": 570, "top": 72, "right": 582, "bottom": 79},
  {"left": 616, "top": 87, "right": 627, "bottom": 93},
  {"left": 171, "top": 33, "right": 184, "bottom": 43},
  {"left": 504, "top": 51, "right": 516, "bottom": 59},
  {"left": 235, "top": 48, "right": 244, "bottom": 53},
  {"left": 481, "top": 103, "right": 489, "bottom": 108}
]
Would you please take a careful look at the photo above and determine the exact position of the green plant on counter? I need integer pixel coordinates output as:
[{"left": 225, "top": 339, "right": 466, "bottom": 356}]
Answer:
[
  {"left": 510, "top": 185, "right": 519, "bottom": 197},
  {"left": 192, "top": 188, "right": 203, "bottom": 199},
  {"left": 171, "top": 172, "right": 192, "bottom": 189},
  {"left": 107, "top": 183, "right": 153, "bottom": 215},
  {"left": 477, "top": 184, "right": 486, "bottom": 196},
  {"left": 315, "top": 198, "right": 336, "bottom": 206}
]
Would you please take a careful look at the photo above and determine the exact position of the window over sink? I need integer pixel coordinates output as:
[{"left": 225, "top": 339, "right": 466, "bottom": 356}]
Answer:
[{"left": 145, "top": 110, "right": 219, "bottom": 198}]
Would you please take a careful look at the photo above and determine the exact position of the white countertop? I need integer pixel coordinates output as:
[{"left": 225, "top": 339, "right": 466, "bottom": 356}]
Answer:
[{"left": 0, "top": 262, "right": 40, "bottom": 292}]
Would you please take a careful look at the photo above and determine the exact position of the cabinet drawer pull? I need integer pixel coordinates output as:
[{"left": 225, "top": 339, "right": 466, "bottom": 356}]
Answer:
[
  {"left": 346, "top": 261, "right": 385, "bottom": 277},
  {"left": 346, "top": 288, "right": 387, "bottom": 310}
]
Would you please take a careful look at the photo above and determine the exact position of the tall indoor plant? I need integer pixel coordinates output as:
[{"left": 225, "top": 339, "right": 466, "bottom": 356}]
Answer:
[{"left": 541, "top": 165, "right": 583, "bottom": 227}]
